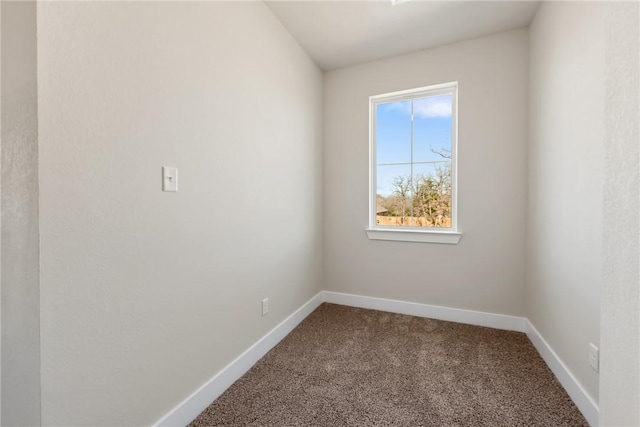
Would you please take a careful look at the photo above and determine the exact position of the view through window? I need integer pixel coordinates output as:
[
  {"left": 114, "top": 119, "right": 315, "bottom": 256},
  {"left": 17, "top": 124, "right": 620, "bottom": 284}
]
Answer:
[{"left": 370, "top": 83, "right": 457, "bottom": 230}]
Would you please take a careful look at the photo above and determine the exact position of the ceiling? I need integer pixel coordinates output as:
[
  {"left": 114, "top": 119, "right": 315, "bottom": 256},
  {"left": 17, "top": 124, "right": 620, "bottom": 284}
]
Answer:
[{"left": 265, "top": 1, "right": 541, "bottom": 71}]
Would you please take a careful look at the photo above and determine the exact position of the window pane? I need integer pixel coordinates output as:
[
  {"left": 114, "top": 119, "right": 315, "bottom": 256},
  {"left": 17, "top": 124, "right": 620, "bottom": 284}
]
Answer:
[
  {"left": 371, "top": 84, "right": 457, "bottom": 232},
  {"left": 376, "top": 101, "right": 411, "bottom": 165},
  {"left": 376, "top": 164, "right": 412, "bottom": 227},
  {"left": 413, "top": 94, "right": 453, "bottom": 163},
  {"left": 412, "top": 161, "right": 452, "bottom": 228}
]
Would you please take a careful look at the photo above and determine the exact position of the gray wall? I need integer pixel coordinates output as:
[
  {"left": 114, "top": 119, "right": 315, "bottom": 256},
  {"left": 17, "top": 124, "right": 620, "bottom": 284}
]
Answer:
[
  {"left": 7, "top": 2, "right": 639, "bottom": 425},
  {"left": 0, "top": 2, "right": 2, "bottom": 422},
  {"left": 37, "top": 2, "right": 323, "bottom": 425},
  {"left": 527, "top": 1, "right": 605, "bottom": 404},
  {"left": 600, "top": 2, "right": 640, "bottom": 425},
  {"left": 1, "top": 2, "right": 41, "bottom": 426},
  {"left": 323, "top": 29, "right": 529, "bottom": 316}
]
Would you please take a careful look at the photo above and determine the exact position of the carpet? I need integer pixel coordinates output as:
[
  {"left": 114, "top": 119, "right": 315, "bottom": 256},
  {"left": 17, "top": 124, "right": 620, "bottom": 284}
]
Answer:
[{"left": 190, "top": 303, "right": 588, "bottom": 426}]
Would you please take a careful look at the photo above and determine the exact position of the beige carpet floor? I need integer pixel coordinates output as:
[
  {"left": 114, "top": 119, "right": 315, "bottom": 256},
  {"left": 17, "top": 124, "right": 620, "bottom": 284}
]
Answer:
[{"left": 191, "top": 303, "right": 588, "bottom": 426}]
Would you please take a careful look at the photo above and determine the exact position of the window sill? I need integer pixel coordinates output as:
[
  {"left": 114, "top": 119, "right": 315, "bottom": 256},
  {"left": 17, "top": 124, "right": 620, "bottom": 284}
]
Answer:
[{"left": 365, "top": 228, "right": 462, "bottom": 244}]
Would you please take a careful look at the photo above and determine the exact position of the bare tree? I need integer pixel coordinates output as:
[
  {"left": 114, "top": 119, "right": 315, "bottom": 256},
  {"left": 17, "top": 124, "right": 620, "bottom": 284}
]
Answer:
[
  {"left": 391, "top": 175, "right": 411, "bottom": 225},
  {"left": 430, "top": 146, "right": 452, "bottom": 160},
  {"left": 411, "top": 163, "right": 452, "bottom": 227},
  {"left": 379, "top": 162, "right": 452, "bottom": 227}
]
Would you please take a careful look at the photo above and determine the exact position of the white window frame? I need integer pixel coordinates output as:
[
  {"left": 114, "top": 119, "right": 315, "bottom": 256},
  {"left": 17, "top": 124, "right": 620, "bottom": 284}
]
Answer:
[{"left": 366, "top": 82, "right": 461, "bottom": 244}]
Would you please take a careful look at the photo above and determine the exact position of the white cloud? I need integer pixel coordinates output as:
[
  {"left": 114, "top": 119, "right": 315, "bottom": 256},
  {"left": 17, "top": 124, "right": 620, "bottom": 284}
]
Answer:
[
  {"left": 413, "top": 95, "right": 452, "bottom": 118},
  {"left": 383, "top": 95, "right": 452, "bottom": 119},
  {"left": 384, "top": 101, "right": 411, "bottom": 115}
]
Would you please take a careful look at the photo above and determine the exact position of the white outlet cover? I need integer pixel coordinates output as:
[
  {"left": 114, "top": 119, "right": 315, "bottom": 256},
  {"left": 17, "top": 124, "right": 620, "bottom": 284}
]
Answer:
[{"left": 261, "top": 298, "right": 269, "bottom": 316}]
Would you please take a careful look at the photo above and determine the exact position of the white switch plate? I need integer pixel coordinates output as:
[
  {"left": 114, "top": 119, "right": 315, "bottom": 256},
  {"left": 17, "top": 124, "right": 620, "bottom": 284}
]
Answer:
[
  {"left": 261, "top": 298, "right": 269, "bottom": 317},
  {"left": 162, "top": 167, "right": 178, "bottom": 192},
  {"left": 589, "top": 342, "right": 599, "bottom": 372}
]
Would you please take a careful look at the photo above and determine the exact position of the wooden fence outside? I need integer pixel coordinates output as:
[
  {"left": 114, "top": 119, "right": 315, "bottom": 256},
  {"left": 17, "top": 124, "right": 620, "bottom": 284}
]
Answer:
[{"left": 376, "top": 215, "right": 452, "bottom": 228}]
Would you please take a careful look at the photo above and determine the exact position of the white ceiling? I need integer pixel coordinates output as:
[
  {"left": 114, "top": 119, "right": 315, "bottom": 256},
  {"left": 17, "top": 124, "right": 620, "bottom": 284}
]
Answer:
[{"left": 265, "top": 1, "right": 541, "bottom": 71}]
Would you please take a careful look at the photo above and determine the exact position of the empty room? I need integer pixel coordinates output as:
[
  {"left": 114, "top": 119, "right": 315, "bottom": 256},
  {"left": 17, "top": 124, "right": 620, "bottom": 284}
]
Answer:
[{"left": 1, "top": 0, "right": 638, "bottom": 426}]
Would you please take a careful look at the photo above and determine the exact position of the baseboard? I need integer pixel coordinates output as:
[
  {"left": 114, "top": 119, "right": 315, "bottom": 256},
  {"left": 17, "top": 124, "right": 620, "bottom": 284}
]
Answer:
[
  {"left": 153, "top": 291, "right": 325, "bottom": 427},
  {"left": 323, "top": 291, "right": 527, "bottom": 332},
  {"left": 153, "top": 290, "right": 596, "bottom": 427},
  {"left": 525, "top": 320, "right": 599, "bottom": 426}
]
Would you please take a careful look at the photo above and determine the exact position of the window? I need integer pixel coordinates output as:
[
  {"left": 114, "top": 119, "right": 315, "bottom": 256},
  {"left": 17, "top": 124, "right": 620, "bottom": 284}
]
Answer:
[{"left": 367, "top": 82, "right": 461, "bottom": 244}]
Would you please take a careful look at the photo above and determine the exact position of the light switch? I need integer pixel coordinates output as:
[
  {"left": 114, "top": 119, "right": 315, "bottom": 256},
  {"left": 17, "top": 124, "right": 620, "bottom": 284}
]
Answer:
[{"left": 162, "top": 167, "right": 178, "bottom": 192}]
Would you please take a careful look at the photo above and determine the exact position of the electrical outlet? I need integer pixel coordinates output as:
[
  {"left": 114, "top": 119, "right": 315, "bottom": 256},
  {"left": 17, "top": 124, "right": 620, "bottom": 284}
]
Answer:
[
  {"left": 261, "top": 298, "right": 269, "bottom": 317},
  {"left": 589, "top": 343, "right": 599, "bottom": 372}
]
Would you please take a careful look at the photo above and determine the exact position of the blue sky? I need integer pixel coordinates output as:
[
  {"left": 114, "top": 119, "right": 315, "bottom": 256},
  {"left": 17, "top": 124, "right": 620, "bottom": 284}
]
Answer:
[{"left": 376, "top": 94, "right": 452, "bottom": 196}]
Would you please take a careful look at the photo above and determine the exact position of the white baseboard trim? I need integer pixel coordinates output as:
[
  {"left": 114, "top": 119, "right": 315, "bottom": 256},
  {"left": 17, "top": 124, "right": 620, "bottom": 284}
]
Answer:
[
  {"left": 153, "top": 290, "right": 596, "bottom": 427},
  {"left": 153, "top": 291, "right": 325, "bottom": 427},
  {"left": 323, "top": 291, "right": 527, "bottom": 332},
  {"left": 525, "top": 320, "right": 599, "bottom": 427}
]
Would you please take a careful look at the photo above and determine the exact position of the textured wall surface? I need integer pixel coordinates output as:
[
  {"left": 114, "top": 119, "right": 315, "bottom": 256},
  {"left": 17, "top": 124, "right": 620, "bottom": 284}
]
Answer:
[
  {"left": 323, "top": 29, "right": 529, "bottom": 316},
  {"left": 22, "top": 2, "right": 640, "bottom": 425},
  {"left": 527, "top": 1, "right": 605, "bottom": 404},
  {"left": 37, "top": 2, "right": 322, "bottom": 425},
  {"left": 1, "top": 2, "right": 41, "bottom": 425},
  {"left": 0, "top": 2, "right": 2, "bottom": 423},
  {"left": 600, "top": 2, "right": 640, "bottom": 425}
]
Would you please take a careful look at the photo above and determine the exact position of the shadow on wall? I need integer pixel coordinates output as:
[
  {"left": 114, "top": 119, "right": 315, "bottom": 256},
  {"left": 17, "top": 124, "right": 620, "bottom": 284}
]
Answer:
[{"left": 1, "top": 1, "right": 41, "bottom": 426}]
